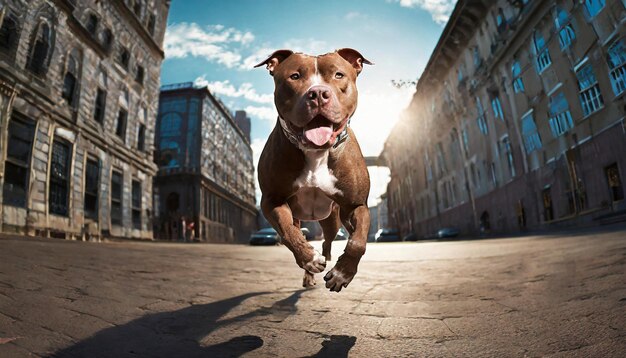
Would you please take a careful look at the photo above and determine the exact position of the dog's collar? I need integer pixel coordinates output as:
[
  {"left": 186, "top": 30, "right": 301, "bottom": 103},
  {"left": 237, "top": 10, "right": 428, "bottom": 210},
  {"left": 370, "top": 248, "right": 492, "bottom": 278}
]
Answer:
[{"left": 278, "top": 116, "right": 350, "bottom": 150}]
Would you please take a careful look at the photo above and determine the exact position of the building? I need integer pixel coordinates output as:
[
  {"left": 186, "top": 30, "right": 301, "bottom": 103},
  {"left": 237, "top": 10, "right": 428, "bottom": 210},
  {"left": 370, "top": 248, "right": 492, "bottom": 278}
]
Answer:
[
  {"left": 0, "top": 0, "right": 170, "bottom": 239},
  {"left": 154, "top": 82, "right": 257, "bottom": 243},
  {"left": 382, "top": 0, "right": 626, "bottom": 238}
]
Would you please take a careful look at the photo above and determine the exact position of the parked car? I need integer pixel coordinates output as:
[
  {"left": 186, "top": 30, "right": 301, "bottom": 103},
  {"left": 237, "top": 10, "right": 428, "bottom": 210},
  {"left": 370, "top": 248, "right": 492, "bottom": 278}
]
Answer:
[
  {"left": 402, "top": 232, "right": 419, "bottom": 241},
  {"left": 301, "top": 227, "right": 316, "bottom": 241},
  {"left": 375, "top": 228, "right": 401, "bottom": 242},
  {"left": 335, "top": 227, "right": 348, "bottom": 240},
  {"left": 437, "top": 227, "right": 460, "bottom": 239},
  {"left": 249, "top": 227, "right": 280, "bottom": 245}
]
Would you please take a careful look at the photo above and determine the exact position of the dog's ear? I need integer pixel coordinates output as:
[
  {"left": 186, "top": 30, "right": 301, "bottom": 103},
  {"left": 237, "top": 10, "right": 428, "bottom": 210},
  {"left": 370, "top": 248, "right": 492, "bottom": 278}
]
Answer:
[
  {"left": 336, "top": 48, "right": 373, "bottom": 75},
  {"left": 253, "top": 49, "right": 294, "bottom": 76}
]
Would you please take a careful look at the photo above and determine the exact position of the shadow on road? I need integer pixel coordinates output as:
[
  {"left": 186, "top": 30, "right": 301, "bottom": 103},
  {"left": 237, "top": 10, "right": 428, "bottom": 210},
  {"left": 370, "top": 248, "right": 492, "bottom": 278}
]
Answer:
[
  {"left": 306, "top": 335, "right": 357, "bottom": 358},
  {"left": 51, "top": 290, "right": 306, "bottom": 357}
]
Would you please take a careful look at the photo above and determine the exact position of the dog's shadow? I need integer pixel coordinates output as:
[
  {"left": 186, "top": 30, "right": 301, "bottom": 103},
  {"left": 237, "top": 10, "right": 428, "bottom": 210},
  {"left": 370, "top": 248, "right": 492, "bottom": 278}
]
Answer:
[
  {"left": 307, "top": 335, "right": 357, "bottom": 358},
  {"left": 51, "top": 290, "right": 307, "bottom": 357}
]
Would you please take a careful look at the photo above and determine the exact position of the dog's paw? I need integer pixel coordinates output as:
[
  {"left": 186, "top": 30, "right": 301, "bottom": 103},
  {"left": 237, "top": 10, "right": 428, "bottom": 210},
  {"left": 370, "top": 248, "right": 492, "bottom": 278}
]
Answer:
[
  {"left": 303, "top": 251, "right": 326, "bottom": 274},
  {"left": 323, "top": 255, "right": 358, "bottom": 292},
  {"left": 302, "top": 271, "right": 316, "bottom": 288}
]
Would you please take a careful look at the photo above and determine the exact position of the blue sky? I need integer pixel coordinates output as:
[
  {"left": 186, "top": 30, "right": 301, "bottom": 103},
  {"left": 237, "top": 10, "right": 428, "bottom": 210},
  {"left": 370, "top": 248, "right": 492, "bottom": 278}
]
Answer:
[{"left": 160, "top": 0, "right": 455, "bottom": 205}]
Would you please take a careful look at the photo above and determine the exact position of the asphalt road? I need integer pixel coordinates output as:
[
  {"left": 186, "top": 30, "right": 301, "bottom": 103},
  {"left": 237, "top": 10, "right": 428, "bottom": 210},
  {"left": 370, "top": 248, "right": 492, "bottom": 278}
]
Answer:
[{"left": 0, "top": 227, "right": 625, "bottom": 357}]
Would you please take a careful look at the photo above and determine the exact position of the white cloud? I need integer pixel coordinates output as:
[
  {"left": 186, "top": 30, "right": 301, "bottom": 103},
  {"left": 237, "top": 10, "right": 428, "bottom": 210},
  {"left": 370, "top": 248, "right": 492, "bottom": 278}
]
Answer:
[
  {"left": 244, "top": 105, "right": 277, "bottom": 123},
  {"left": 345, "top": 11, "right": 369, "bottom": 21},
  {"left": 282, "top": 39, "right": 330, "bottom": 55},
  {"left": 164, "top": 23, "right": 255, "bottom": 67},
  {"left": 193, "top": 77, "right": 274, "bottom": 104},
  {"left": 390, "top": 0, "right": 455, "bottom": 24}
]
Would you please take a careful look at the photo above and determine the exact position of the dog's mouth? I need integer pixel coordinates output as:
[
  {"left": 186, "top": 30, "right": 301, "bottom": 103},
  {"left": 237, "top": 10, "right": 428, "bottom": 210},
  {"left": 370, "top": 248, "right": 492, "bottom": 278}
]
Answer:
[{"left": 300, "top": 114, "right": 348, "bottom": 148}]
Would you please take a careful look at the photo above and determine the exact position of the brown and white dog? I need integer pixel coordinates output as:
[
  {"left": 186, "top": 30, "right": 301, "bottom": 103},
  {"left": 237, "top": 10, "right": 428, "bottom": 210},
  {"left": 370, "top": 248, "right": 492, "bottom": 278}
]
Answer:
[{"left": 255, "top": 49, "right": 372, "bottom": 292}]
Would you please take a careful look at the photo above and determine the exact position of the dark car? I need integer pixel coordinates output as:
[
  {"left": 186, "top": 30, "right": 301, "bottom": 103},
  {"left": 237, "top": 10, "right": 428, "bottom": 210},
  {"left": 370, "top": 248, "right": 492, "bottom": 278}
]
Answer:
[
  {"left": 301, "top": 227, "right": 316, "bottom": 241},
  {"left": 335, "top": 227, "right": 348, "bottom": 240},
  {"left": 375, "top": 228, "right": 401, "bottom": 242},
  {"left": 437, "top": 227, "right": 460, "bottom": 239},
  {"left": 249, "top": 228, "right": 280, "bottom": 245},
  {"left": 402, "top": 232, "right": 419, "bottom": 241}
]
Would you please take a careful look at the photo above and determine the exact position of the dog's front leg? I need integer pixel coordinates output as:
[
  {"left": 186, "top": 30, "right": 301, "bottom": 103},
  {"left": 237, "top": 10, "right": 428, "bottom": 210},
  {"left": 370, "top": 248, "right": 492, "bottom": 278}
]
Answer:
[
  {"left": 261, "top": 198, "right": 326, "bottom": 279},
  {"left": 324, "top": 205, "right": 369, "bottom": 292}
]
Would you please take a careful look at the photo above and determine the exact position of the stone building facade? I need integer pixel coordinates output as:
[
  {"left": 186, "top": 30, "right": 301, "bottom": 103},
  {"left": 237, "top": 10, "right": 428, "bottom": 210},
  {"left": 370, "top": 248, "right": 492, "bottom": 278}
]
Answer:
[
  {"left": 0, "top": 0, "right": 170, "bottom": 240},
  {"left": 383, "top": 0, "right": 626, "bottom": 238},
  {"left": 155, "top": 83, "right": 257, "bottom": 243}
]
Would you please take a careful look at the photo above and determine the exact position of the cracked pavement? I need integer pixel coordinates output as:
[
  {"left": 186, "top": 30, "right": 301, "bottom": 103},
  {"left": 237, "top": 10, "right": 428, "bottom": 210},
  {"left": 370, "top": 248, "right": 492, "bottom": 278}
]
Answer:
[{"left": 0, "top": 227, "right": 625, "bottom": 357}]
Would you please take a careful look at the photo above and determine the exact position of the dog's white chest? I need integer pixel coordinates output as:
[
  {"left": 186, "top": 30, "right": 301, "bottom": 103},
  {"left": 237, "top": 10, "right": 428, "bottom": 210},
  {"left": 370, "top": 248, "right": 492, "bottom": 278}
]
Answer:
[{"left": 289, "top": 150, "right": 342, "bottom": 221}]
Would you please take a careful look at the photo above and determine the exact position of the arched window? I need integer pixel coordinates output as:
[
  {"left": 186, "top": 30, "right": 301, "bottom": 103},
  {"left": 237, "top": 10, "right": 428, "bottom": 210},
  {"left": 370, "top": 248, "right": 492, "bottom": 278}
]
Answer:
[
  {"left": 555, "top": 8, "right": 576, "bottom": 50},
  {"left": 62, "top": 51, "right": 80, "bottom": 106},
  {"left": 532, "top": 31, "right": 551, "bottom": 73},
  {"left": 27, "top": 21, "right": 53, "bottom": 76},
  {"left": 583, "top": 0, "right": 605, "bottom": 19},
  {"left": 86, "top": 13, "right": 98, "bottom": 35},
  {"left": 512, "top": 60, "right": 524, "bottom": 93},
  {"left": 607, "top": 38, "right": 626, "bottom": 95},
  {"left": 0, "top": 13, "right": 19, "bottom": 56}
]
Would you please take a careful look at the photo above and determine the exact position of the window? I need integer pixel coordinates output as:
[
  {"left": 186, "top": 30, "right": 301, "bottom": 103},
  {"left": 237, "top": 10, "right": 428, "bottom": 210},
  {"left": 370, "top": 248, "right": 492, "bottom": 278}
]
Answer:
[
  {"left": 521, "top": 111, "right": 542, "bottom": 154},
  {"left": 576, "top": 63, "right": 604, "bottom": 116},
  {"left": 84, "top": 158, "right": 99, "bottom": 220},
  {"left": 3, "top": 114, "right": 35, "bottom": 207},
  {"left": 605, "top": 163, "right": 624, "bottom": 202},
  {"left": 27, "top": 22, "right": 52, "bottom": 76},
  {"left": 461, "top": 128, "right": 469, "bottom": 154},
  {"left": 457, "top": 65, "right": 464, "bottom": 83},
  {"left": 133, "top": 0, "right": 142, "bottom": 16},
  {"left": 496, "top": 8, "right": 506, "bottom": 33},
  {"left": 436, "top": 142, "right": 447, "bottom": 175},
  {"left": 491, "top": 96, "right": 504, "bottom": 120},
  {"left": 555, "top": 8, "right": 575, "bottom": 50},
  {"left": 548, "top": 92, "right": 574, "bottom": 137},
  {"left": 501, "top": 136, "right": 516, "bottom": 178},
  {"left": 101, "top": 28, "right": 113, "bottom": 50},
  {"left": 532, "top": 31, "right": 551, "bottom": 73},
  {"left": 0, "top": 14, "right": 18, "bottom": 54},
  {"left": 116, "top": 108, "right": 127, "bottom": 140},
  {"left": 147, "top": 14, "right": 156, "bottom": 35},
  {"left": 132, "top": 180, "right": 142, "bottom": 229},
  {"left": 86, "top": 14, "right": 98, "bottom": 35},
  {"left": 117, "top": 46, "right": 130, "bottom": 69},
  {"left": 111, "top": 170, "right": 123, "bottom": 226},
  {"left": 476, "top": 97, "right": 488, "bottom": 135},
  {"left": 62, "top": 54, "right": 79, "bottom": 106},
  {"left": 94, "top": 88, "right": 106, "bottom": 123},
  {"left": 473, "top": 46, "right": 482, "bottom": 68},
  {"left": 49, "top": 139, "right": 72, "bottom": 216},
  {"left": 135, "top": 65, "right": 144, "bottom": 85},
  {"left": 583, "top": 0, "right": 605, "bottom": 18},
  {"left": 607, "top": 39, "right": 626, "bottom": 96},
  {"left": 137, "top": 123, "right": 146, "bottom": 151},
  {"left": 512, "top": 60, "right": 524, "bottom": 93}
]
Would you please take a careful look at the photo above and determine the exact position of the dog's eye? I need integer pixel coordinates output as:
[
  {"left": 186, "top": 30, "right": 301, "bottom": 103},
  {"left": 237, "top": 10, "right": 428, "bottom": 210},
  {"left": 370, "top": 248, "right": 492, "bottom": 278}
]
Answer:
[
  {"left": 290, "top": 73, "right": 300, "bottom": 80},
  {"left": 335, "top": 72, "right": 345, "bottom": 79}
]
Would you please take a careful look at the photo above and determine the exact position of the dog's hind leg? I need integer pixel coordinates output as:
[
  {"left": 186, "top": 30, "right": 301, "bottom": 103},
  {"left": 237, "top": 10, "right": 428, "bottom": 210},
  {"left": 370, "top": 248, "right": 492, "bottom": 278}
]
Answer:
[{"left": 319, "top": 203, "right": 341, "bottom": 262}]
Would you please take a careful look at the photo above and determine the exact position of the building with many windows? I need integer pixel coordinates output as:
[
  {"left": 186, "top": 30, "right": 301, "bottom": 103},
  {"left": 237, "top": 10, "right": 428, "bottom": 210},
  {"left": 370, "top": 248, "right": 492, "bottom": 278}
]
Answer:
[
  {"left": 0, "top": 0, "right": 170, "bottom": 239},
  {"left": 383, "top": 0, "right": 626, "bottom": 238},
  {"left": 154, "top": 83, "right": 257, "bottom": 243}
]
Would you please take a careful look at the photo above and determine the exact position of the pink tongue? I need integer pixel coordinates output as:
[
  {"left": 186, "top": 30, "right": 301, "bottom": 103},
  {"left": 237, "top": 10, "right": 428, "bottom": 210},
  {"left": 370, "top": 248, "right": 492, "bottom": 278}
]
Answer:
[{"left": 304, "top": 126, "right": 333, "bottom": 146}]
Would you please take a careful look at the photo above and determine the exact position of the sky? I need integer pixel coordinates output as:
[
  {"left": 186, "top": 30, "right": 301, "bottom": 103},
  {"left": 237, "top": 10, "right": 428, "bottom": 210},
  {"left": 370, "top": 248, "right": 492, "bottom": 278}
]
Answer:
[{"left": 160, "top": 0, "right": 455, "bottom": 206}]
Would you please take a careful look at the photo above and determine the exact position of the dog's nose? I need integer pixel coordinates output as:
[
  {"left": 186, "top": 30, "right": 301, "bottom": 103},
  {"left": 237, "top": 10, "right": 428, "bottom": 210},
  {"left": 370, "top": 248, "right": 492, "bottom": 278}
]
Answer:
[{"left": 306, "top": 86, "right": 332, "bottom": 105}]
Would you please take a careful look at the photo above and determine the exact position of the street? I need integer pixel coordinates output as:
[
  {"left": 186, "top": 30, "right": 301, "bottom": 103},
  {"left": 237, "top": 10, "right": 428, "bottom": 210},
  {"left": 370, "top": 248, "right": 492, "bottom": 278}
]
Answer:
[{"left": 0, "top": 228, "right": 625, "bottom": 357}]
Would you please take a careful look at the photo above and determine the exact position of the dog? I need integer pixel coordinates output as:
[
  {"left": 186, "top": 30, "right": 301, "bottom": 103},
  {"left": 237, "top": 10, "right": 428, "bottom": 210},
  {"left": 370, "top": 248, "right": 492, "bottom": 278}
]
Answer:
[{"left": 255, "top": 48, "right": 372, "bottom": 292}]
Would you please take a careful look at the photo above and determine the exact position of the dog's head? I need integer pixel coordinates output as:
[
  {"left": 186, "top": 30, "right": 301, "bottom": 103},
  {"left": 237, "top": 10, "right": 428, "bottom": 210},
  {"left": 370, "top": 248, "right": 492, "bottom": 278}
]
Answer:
[{"left": 255, "top": 49, "right": 372, "bottom": 149}]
